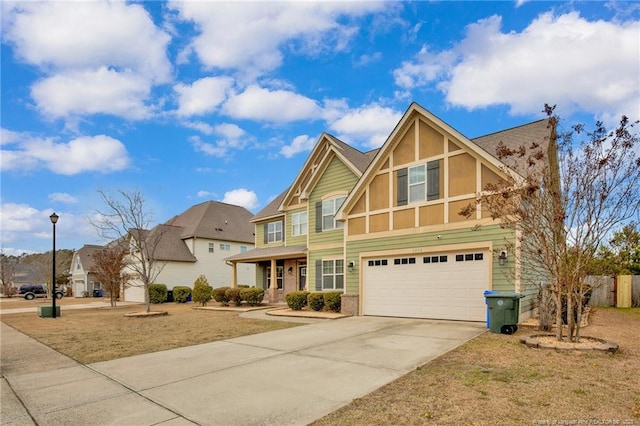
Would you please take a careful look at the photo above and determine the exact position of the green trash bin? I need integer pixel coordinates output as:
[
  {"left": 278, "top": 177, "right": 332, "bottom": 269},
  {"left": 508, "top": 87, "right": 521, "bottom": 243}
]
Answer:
[{"left": 485, "top": 292, "right": 524, "bottom": 334}]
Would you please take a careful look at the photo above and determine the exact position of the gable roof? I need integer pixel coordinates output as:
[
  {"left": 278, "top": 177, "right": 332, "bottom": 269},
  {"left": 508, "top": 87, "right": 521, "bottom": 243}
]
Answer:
[
  {"left": 251, "top": 188, "right": 288, "bottom": 223},
  {"left": 148, "top": 224, "right": 198, "bottom": 262},
  {"left": 165, "top": 200, "right": 255, "bottom": 244},
  {"left": 75, "top": 244, "right": 104, "bottom": 273},
  {"left": 337, "top": 102, "right": 547, "bottom": 218},
  {"left": 251, "top": 134, "right": 376, "bottom": 224}
]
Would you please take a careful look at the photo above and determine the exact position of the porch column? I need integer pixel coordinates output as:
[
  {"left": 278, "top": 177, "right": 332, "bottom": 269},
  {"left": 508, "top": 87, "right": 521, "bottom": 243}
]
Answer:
[
  {"left": 231, "top": 262, "right": 237, "bottom": 288},
  {"left": 269, "top": 258, "right": 277, "bottom": 303}
]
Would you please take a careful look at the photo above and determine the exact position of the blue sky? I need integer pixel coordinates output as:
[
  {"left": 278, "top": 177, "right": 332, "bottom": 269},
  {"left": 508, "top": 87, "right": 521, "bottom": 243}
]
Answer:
[{"left": 1, "top": 1, "right": 639, "bottom": 255}]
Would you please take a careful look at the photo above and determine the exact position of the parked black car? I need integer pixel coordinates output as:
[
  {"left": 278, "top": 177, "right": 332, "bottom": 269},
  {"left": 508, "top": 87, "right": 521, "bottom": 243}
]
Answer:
[{"left": 17, "top": 284, "right": 63, "bottom": 300}]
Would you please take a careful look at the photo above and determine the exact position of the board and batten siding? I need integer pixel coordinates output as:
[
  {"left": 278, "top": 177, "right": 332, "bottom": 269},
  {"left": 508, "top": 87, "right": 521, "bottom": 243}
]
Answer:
[
  {"left": 345, "top": 223, "right": 516, "bottom": 296},
  {"left": 308, "top": 155, "right": 359, "bottom": 247}
]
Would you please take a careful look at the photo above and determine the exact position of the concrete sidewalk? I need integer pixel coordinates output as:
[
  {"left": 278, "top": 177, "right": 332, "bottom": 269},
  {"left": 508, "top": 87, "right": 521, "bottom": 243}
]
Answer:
[{"left": 1, "top": 316, "right": 485, "bottom": 425}]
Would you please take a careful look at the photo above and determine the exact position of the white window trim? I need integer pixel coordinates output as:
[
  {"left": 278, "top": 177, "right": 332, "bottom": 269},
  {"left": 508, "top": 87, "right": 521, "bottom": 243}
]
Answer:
[
  {"left": 322, "top": 196, "right": 346, "bottom": 231},
  {"left": 322, "top": 259, "right": 344, "bottom": 290},
  {"left": 268, "top": 221, "right": 283, "bottom": 242},
  {"left": 291, "top": 211, "right": 307, "bottom": 236},
  {"left": 266, "top": 266, "right": 284, "bottom": 290}
]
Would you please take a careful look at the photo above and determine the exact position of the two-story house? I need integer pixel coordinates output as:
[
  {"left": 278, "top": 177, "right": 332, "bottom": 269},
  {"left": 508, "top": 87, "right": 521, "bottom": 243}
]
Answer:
[
  {"left": 70, "top": 244, "right": 104, "bottom": 297},
  {"left": 227, "top": 103, "right": 549, "bottom": 321}
]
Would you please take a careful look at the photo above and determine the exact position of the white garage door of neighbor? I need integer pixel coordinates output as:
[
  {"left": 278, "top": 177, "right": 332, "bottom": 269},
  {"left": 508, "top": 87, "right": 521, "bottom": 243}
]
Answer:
[
  {"left": 124, "top": 284, "right": 145, "bottom": 303},
  {"left": 363, "top": 251, "right": 489, "bottom": 321}
]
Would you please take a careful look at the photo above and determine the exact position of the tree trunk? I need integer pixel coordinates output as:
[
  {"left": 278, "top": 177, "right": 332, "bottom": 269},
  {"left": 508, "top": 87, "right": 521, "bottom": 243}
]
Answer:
[{"left": 555, "top": 282, "right": 564, "bottom": 341}]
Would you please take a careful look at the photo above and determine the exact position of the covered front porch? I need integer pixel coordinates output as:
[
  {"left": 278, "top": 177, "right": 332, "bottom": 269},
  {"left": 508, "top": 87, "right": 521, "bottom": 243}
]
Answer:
[{"left": 226, "top": 245, "right": 307, "bottom": 303}]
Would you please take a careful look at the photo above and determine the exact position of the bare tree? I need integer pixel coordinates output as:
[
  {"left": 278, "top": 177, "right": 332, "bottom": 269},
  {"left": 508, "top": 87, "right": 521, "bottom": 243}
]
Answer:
[
  {"left": 91, "top": 245, "right": 128, "bottom": 307},
  {"left": 469, "top": 106, "right": 640, "bottom": 342},
  {"left": 0, "top": 254, "right": 18, "bottom": 295},
  {"left": 93, "top": 189, "right": 166, "bottom": 313}
]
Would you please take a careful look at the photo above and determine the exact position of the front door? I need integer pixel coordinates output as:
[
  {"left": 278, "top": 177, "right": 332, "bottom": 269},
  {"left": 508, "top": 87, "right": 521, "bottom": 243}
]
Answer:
[{"left": 299, "top": 266, "right": 307, "bottom": 291}]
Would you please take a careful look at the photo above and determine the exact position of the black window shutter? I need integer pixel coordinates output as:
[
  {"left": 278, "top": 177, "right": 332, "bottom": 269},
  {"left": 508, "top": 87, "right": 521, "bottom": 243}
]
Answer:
[
  {"left": 315, "top": 260, "right": 322, "bottom": 291},
  {"left": 263, "top": 223, "right": 268, "bottom": 244},
  {"left": 397, "top": 168, "right": 408, "bottom": 206},
  {"left": 315, "top": 202, "right": 323, "bottom": 232},
  {"left": 427, "top": 161, "right": 439, "bottom": 200}
]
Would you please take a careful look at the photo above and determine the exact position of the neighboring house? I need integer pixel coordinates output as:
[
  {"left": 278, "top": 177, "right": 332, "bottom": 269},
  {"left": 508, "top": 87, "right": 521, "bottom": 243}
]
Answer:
[
  {"left": 226, "top": 102, "right": 550, "bottom": 322},
  {"left": 123, "top": 201, "right": 256, "bottom": 302},
  {"left": 69, "top": 244, "right": 104, "bottom": 297}
]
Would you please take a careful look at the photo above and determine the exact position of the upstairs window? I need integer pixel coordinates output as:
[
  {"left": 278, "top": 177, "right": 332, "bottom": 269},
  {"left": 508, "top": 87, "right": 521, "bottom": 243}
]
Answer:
[
  {"left": 209, "top": 243, "right": 215, "bottom": 253},
  {"left": 219, "top": 243, "right": 230, "bottom": 251},
  {"left": 317, "top": 196, "right": 346, "bottom": 231},
  {"left": 264, "top": 221, "right": 283, "bottom": 243},
  {"left": 291, "top": 212, "right": 307, "bottom": 236},
  {"left": 397, "top": 160, "right": 440, "bottom": 205}
]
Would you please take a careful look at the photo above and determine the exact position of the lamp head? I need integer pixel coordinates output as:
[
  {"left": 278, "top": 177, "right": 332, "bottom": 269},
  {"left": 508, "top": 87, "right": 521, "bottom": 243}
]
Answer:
[{"left": 50, "top": 212, "right": 59, "bottom": 224}]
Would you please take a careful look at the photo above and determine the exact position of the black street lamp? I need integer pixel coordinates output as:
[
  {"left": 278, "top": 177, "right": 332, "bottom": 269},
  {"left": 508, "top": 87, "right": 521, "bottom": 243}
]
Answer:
[{"left": 50, "top": 212, "right": 59, "bottom": 318}]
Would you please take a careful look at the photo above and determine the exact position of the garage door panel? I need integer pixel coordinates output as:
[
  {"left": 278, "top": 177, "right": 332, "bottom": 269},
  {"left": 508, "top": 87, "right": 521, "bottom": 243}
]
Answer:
[{"left": 363, "top": 250, "right": 488, "bottom": 321}]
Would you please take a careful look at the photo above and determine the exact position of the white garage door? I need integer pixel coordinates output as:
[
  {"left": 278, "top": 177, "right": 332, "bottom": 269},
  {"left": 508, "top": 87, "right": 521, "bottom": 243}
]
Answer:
[
  {"left": 124, "top": 284, "right": 145, "bottom": 303},
  {"left": 363, "top": 251, "right": 489, "bottom": 321}
]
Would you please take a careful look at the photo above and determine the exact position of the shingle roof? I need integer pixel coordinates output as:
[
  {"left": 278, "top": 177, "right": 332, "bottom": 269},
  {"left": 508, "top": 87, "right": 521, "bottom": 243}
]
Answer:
[
  {"left": 251, "top": 189, "right": 288, "bottom": 222},
  {"left": 326, "top": 134, "right": 375, "bottom": 173},
  {"left": 166, "top": 201, "right": 255, "bottom": 244},
  {"left": 472, "top": 119, "right": 550, "bottom": 176},
  {"left": 147, "top": 224, "right": 198, "bottom": 262},
  {"left": 225, "top": 245, "right": 307, "bottom": 263},
  {"left": 77, "top": 244, "right": 104, "bottom": 272}
]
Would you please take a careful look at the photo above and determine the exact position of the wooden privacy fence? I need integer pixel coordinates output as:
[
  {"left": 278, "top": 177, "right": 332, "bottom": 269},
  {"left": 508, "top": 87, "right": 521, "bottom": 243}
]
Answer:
[{"left": 587, "top": 275, "right": 640, "bottom": 307}]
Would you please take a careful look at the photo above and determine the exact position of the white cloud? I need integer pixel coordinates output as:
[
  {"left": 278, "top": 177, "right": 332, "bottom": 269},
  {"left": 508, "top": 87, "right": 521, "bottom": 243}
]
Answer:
[
  {"left": 196, "top": 190, "right": 214, "bottom": 198},
  {"left": 354, "top": 52, "right": 383, "bottom": 68},
  {"left": 189, "top": 123, "right": 250, "bottom": 158},
  {"left": 183, "top": 121, "right": 214, "bottom": 135},
  {"left": 31, "top": 68, "right": 153, "bottom": 120},
  {"left": 281, "top": 135, "right": 317, "bottom": 158},
  {"left": 329, "top": 104, "right": 402, "bottom": 148},
  {"left": 393, "top": 12, "right": 640, "bottom": 121},
  {"left": 48, "top": 193, "right": 78, "bottom": 204},
  {"left": 0, "top": 202, "right": 94, "bottom": 253},
  {"left": 3, "top": 1, "right": 171, "bottom": 120},
  {"left": 221, "top": 188, "right": 259, "bottom": 211},
  {"left": 174, "top": 76, "right": 234, "bottom": 117},
  {"left": 169, "top": 2, "right": 386, "bottom": 76},
  {"left": 224, "top": 85, "right": 321, "bottom": 122},
  {"left": 1, "top": 131, "right": 130, "bottom": 175}
]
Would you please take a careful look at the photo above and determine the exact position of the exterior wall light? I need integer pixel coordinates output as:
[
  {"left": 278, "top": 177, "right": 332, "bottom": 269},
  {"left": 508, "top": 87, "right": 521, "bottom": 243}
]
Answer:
[{"left": 498, "top": 250, "right": 508, "bottom": 266}]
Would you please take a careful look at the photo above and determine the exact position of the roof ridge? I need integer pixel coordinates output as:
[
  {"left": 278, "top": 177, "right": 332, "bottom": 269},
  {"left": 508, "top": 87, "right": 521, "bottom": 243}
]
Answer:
[{"left": 472, "top": 118, "right": 548, "bottom": 140}]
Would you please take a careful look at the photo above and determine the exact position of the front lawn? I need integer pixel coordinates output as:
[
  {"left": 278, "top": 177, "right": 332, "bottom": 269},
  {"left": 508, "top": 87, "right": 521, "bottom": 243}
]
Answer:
[
  {"left": 0, "top": 302, "right": 300, "bottom": 364},
  {"left": 313, "top": 307, "right": 640, "bottom": 425}
]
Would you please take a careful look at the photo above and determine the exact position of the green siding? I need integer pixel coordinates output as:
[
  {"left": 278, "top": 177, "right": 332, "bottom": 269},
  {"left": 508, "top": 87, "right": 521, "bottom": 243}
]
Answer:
[
  {"left": 254, "top": 219, "right": 284, "bottom": 248},
  {"left": 309, "top": 156, "right": 358, "bottom": 246},
  {"left": 285, "top": 207, "right": 308, "bottom": 246},
  {"left": 308, "top": 248, "right": 345, "bottom": 292},
  {"left": 346, "top": 224, "right": 516, "bottom": 296}
]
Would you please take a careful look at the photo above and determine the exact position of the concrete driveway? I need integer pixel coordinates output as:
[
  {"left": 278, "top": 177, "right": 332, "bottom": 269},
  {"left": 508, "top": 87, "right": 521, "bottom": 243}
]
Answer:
[{"left": 2, "top": 316, "right": 485, "bottom": 426}]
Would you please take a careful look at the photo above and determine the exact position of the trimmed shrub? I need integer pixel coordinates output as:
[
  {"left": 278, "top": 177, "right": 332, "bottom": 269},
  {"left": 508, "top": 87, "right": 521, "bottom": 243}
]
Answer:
[
  {"left": 173, "top": 286, "right": 192, "bottom": 303},
  {"left": 212, "top": 286, "right": 231, "bottom": 306},
  {"left": 238, "top": 284, "right": 250, "bottom": 289},
  {"left": 192, "top": 275, "right": 213, "bottom": 306},
  {"left": 149, "top": 284, "right": 168, "bottom": 304},
  {"left": 286, "top": 291, "right": 310, "bottom": 311},
  {"left": 324, "top": 292, "right": 342, "bottom": 313},
  {"left": 226, "top": 287, "right": 243, "bottom": 306},
  {"left": 308, "top": 292, "right": 325, "bottom": 311},
  {"left": 240, "top": 287, "right": 265, "bottom": 306}
]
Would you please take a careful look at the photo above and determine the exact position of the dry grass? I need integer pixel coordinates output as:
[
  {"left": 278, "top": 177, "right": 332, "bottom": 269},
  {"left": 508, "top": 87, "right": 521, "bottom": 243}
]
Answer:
[
  {"left": 0, "top": 297, "right": 111, "bottom": 310},
  {"left": 313, "top": 307, "right": 640, "bottom": 425},
  {"left": 0, "top": 303, "right": 300, "bottom": 364}
]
